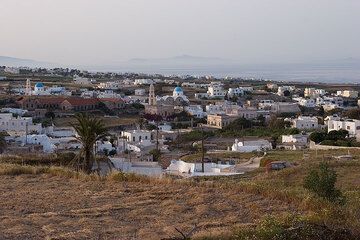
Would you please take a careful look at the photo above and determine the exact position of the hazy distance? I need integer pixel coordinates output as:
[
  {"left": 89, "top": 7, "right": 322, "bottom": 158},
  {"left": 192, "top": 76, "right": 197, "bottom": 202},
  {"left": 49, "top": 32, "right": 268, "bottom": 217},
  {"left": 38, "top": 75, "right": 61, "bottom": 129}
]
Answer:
[{"left": 0, "top": 0, "right": 359, "bottom": 67}]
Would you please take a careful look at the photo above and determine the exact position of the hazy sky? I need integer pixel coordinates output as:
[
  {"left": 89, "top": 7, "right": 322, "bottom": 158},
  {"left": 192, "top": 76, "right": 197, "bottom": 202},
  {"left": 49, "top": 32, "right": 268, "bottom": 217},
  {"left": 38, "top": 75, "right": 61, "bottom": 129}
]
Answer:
[{"left": 0, "top": 0, "right": 359, "bottom": 66}]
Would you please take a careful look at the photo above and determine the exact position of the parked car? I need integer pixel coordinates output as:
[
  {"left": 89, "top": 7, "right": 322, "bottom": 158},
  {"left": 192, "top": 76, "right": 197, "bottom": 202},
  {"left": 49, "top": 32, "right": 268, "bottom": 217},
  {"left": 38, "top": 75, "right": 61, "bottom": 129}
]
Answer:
[{"left": 267, "top": 161, "right": 289, "bottom": 171}]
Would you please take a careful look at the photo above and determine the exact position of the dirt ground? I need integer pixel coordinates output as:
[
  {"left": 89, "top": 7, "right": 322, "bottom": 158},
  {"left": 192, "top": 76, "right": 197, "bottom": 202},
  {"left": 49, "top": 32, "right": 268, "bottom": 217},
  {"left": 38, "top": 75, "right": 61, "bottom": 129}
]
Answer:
[{"left": 0, "top": 174, "right": 297, "bottom": 240}]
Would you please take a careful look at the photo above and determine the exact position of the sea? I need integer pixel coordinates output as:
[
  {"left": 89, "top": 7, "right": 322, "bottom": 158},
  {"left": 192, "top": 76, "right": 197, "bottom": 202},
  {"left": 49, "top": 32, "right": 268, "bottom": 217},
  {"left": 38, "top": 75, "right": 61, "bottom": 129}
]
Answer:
[{"left": 89, "top": 62, "right": 360, "bottom": 84}]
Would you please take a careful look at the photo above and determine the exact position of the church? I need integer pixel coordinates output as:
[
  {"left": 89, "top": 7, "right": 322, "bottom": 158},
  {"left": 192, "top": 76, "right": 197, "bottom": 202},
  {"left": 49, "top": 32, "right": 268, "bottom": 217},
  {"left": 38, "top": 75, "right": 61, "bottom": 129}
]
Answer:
[
  {"left": 144, "top": 84, "right": 177, "bottom": 118},
  {"left": 25, "top": 79, "right": 69, "bottom": 96},
  {"left": 156, "top": 86, "right": 189, "bottom": 106}
]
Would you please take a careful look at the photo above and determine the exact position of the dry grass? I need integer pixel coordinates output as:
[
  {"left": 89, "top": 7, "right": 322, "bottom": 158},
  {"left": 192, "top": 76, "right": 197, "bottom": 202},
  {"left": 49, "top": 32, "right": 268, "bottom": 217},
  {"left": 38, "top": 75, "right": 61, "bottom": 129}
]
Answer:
[
  {"left": 0, "top": 166, "right": 298, "bottom": 240},
  {"left": 1, "top": 148, "right": 360, "bottom": 239}
]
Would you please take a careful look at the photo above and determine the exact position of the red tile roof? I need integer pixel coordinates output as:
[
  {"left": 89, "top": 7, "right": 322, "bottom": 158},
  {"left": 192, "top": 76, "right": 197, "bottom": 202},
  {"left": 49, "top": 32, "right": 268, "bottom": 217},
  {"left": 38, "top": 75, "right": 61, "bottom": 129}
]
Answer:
[
  {"left": 99, "top": 98, "right": 124, "bottom": 103},
  {"left": 62, "top": 98, "right": 99, "bottom": 106}
]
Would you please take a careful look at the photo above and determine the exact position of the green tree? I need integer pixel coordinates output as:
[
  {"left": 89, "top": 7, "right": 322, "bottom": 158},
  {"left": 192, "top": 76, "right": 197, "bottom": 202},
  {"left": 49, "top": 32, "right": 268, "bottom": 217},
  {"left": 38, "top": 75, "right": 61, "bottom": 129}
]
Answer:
[
  {"left": 343, "top": 108, "right": 360, "bottom": 120},
  {"left": 309, "top": 131, "right": 326, "bottom": 144},
  {"left": 268, "top": 116, "right": 285, "bottom": 129},
  {"left": 45, "top": 111, "right": 55, "bottom": 119},
  {"left": 149, "top": 149, "right": 161, "bottom": 161},
  {"left": 0, "top": 134, "right": 6, "bottom": 154},
  {"left": 303, "top": 162, "right": 344, "bottom": 204},
  {"left": 326, "top": 130, "right": 348, "bottom": 141},
  {"left": 72, "top": 113, "right": 108, "bottom": 173}
]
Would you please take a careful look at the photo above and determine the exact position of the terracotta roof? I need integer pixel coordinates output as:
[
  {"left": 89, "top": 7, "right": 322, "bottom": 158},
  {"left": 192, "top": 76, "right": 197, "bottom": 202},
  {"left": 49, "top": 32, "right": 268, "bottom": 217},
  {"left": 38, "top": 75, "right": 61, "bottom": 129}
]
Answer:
[
  {"left": 36, "top": 97, "right": 66, "bottom": 105},
  {"left": 62, "top": 98, "right": 99, "bottom": 106},
  {"left": 99, "top": 98, "right": 124, "bottom": 103}
]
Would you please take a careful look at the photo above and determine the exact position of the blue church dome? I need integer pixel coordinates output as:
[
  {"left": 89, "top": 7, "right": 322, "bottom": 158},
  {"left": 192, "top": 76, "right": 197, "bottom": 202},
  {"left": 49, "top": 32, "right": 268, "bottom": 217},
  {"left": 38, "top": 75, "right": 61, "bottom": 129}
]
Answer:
[
  {"left": 35, "top": 82, "right": 44, "bottom": 88},
  {"left": 174, "top": 86, "right": 183, "bottom": 92}
]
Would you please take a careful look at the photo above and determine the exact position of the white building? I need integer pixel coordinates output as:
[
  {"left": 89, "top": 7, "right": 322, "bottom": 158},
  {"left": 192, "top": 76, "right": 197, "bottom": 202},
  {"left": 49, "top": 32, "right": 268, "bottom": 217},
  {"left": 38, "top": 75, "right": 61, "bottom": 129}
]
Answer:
[
  {"left": 293, "top": 97, "right": 316, "bottom": 108},
  {"left": 172, "top": 86, "right": 189, "bottom": 102},
  {"left": 280, "top": 134, "right": 308, "bottom": 150},
  {"left": 282, "top": 134, "right": 308, "bottom": 144},
  {"left": 24, "top": 79, "right": 70, "bottom": 96},
  {"left": 207, "top": 83, "right": 225, "bottom": 98},
  {"left": 317, "top": 96, "right": 344, "bottom": 108},
  {"left": 258, "top": 100, "right": 275, "bottom": 109},
  {"left": 231, "top": 139, "right": 272, "bottom": 152},
  {"left": 18, "top": 134, "right": 56, "bottom": 153},
  {"left": 134, "top": 79, "right": 154, "bottom": 85},
  {"left": 227, "top": 88, "right": 244, "bottom": 97},
  {"left": 1, "top": 108, "right": 28, "bottom": 116},
  {"left": 327, "top": 118, "right": 360, "bottom": 138},
  {"left": 98, "top": 82, "right": 121, "bottom": 90},
  {"left": 96, "top": 140, "right": 115, "bottom": 153},
  {"left": 121, "top": 130, "right": 152, "bottom": 143},
  {"left": 336, "top": 90, "right": 358, "bottom": 98},
  {"left": 194, "top": 92, "right": 210, "bottom": 99},
  {"left": 205, "top": 104, "right": 226, "bottom": 115},
  {"left": 277, "top": 86, "right": 295, "bottom": 96},
  {"left": 287, "top": 116, "right": 319, "bottom": 130},
  {"left": 166, "top": 160, "right": 239, "bottom": 177},
  {"left": 74, "top": 76, "right": 91, "bottom": 85},
  {"left": 0, "top": 113, "right": 42, "bottom": 135},
  {"left": 304, "top": 88, "right": 326, "bottom": 98},
  {"left": 184, "top": 105, "right": 206, "bottom": 118},
  {"left": 135, "top": 89, "right": 146, "bottom": 96}
]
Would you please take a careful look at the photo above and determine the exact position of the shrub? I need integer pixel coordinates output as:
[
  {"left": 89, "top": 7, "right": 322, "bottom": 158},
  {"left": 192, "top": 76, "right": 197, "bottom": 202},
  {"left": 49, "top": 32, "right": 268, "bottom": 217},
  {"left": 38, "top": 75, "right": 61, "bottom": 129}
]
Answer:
[
  {"left": 149, "top": 149, "right": 161, "bottom": 161},
  {"left": 309, "top": 131, "right": 326, "bottom": 144},
  {"left": 303, "top": 162, "right": 345, "bottom": 204}
]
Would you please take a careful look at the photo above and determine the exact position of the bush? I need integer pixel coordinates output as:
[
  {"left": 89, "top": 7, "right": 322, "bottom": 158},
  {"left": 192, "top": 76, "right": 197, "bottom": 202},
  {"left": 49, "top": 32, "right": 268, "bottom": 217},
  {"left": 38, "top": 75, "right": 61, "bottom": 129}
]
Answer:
[
  {"left": 309, "top": 131, "right": 326, "bottom": 144},
  {"left": 149, "top": 149, "right": 162, "bottom": 161},
  {"left": 303, "top": 162, "right": 345, "bottom": 204}
]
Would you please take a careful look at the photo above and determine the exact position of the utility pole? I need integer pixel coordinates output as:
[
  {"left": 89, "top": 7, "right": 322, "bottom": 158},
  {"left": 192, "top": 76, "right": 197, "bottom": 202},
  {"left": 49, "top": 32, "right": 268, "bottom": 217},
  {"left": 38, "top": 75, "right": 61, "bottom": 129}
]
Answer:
[
  {"left": 156, "top": 120, "right": 159, "bottom": 151},
  {"left": 200, "top": 123, "right": 205, "bottom": 173},
  {"left": 25, "top": 122, "right": 28, "bottom": 145}
]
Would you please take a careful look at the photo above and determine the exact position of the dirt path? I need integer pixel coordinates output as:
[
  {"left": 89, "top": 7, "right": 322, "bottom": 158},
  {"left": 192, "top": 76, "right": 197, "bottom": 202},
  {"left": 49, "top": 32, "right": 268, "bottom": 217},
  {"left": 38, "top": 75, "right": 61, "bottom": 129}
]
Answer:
[
  {"left": 235, "top": 156, "right": 263, "bottom": 173},
  {"left": 0, "top": 174, "right": 296, "bottom": 240}
]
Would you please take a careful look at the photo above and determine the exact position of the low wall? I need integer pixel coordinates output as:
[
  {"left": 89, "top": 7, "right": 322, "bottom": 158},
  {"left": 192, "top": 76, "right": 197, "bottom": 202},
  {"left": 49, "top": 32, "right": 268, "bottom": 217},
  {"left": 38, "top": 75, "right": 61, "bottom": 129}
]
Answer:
[{"left": 309, "top": 141, "right": 360, "bottom": 150}]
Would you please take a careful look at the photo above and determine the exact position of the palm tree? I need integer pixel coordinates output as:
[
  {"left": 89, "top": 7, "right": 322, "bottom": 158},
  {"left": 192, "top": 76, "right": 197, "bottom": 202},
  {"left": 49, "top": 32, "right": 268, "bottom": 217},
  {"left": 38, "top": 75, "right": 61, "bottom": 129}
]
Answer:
[{"left": 72, "top": 113, "right": 108, "bottom": 173}]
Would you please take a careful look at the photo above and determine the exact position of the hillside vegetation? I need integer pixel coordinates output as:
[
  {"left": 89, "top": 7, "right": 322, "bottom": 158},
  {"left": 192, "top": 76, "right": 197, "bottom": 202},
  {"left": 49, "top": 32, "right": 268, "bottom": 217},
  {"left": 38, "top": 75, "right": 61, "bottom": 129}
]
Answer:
[{"left": 0, "top": 149, "right": 359, "bottom": 239}]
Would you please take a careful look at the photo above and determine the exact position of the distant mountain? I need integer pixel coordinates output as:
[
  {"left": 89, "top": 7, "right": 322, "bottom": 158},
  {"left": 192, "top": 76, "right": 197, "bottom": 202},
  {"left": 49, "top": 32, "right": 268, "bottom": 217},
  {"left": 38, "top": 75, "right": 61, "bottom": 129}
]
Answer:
[
  {"left": 128, "top": 55, "right": 231, "bottom": 65},
  {"left": 0, "top": 56, "right": 55, "bottom": 68}
]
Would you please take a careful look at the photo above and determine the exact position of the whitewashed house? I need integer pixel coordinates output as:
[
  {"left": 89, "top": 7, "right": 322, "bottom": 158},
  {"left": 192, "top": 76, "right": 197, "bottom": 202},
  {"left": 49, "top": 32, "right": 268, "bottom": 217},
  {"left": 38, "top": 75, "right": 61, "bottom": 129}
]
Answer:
[
  {"left": 231, "top": 139, "right": 272, "bottom": 152},
  {"left": 206, "top": 104, "right": 226, "bottom": 115},
  {"left": 166, "top": 160, "right": 239, "bottom": 177},
  {"left": 279, "top": 134, "right": 308, "bottom": 150},
  {"left": 17, "top": 134, "right": 56, "bottom": 153},
  {"left": 0, "top": 113, "right": 42, "bottom": 135},
  {"left": 207, "top": 83, "right": 225, "bottom": 98},
  {"left": 227, "top": 88, "right": 244, "bottom": 97},
  {"left": 184, "top": 105, "right": 206, "bottom": 118},
  {"left": 74, "top": 75, "right": 91, "bottom": 85},
  {"left": 135, "top": 89, "right": 146, "bottom": 96},
  {"left": 304, "top": 88, "right": 326, "bottom": 98},
  {"left": 287, "top": 116, "right": 319, "bottom": 130},
  {"left": 327, "top": 118, "right": 360, "bottom": 139},
  {"left": 336, "top": 90, "right": 358, "bottom": 98},
  {"left": 293, "top": 97, "right": 316, "bottom": 108},
  {"left": 277, "top": 86, "right": 295, "bottom": 96},
  {"left": 121, "top": 130, "right": 152, "bottom": 143},
  {"left": 134, "top": 79, "right": 154, "bottom": 85}
]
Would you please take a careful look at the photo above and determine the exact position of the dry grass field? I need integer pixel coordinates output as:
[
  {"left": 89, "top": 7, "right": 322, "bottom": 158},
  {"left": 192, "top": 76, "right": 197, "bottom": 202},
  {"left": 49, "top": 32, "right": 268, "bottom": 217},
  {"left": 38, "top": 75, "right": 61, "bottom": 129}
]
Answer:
[
  {"left": 0, "top": 174, "right": 296, "bottom": 240},
  {"left": 1, "top": 149, "right": 360, "bottom": 239}
]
